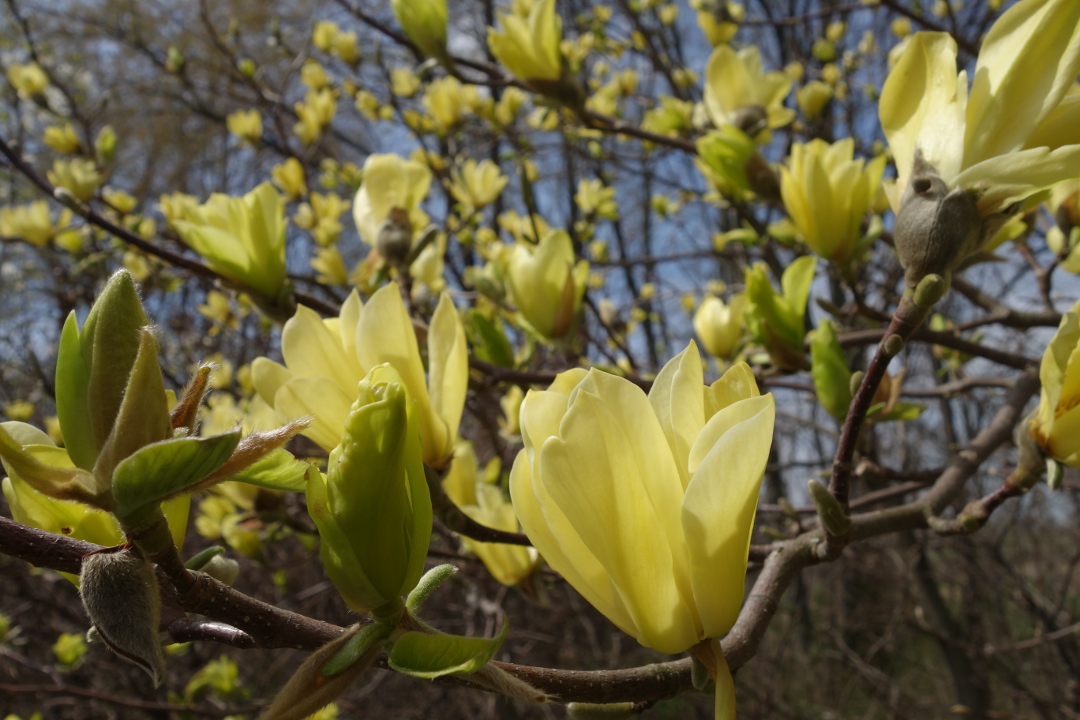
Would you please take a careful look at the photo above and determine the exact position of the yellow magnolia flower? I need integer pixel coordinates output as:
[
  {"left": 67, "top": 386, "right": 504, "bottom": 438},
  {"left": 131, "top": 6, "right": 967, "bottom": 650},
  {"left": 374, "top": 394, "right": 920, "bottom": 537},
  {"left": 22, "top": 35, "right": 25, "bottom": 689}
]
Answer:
[
  {"left": 311, "top": 245, "right": 348, "bottom": 286},
  {"left": 159, "top": 192, "right": 199, "bottom": 224},
  {"left": 333, "top": 30, "right": 361, "bottom": 65},
  {"left": 574, "top": 179, "right": 619, "bottom": 220},
  {"left": 352, "top": 153, "right": 432, "bottom": 248},
  {"left": 510, "top": 344, "right": 774, "bottom": 711},
  {"left": 294, "top": 192, "right": 349, "bottom": 246},
  {"left": 226, "top": 109, "right": 263, "bottom": 144},
  {"left": 880, "top": 0, "right": 1080, "bottom": 283},
  {"left": 271, "top": 158, "right": 308, "bottom": 200},
  {"left": 0, "top": 201, "right": 72, "bottom": 247},
  {"left": 252, "top": 282, "right": 467, "bottom": 466},
  {"left": 47, "top": 159, "right": 102, "bottom": 202},
  {"left": 503, "top": 229, "right": 589, "bottom": 341},
  {"left": 779, "top": 138, "right": 886, "bottom": 265},
  {"left": 1031, "top": 299, "right": 1080, "bottom": 468},
  {"left": 300, "top": 61, "right": 329, "bottom": 90},
  {"left": 796, "top": 80, "right": 833, "bottom": 120},
  {"left": 422, "top": 76, "right": 479, "bottom": 130},
  {"left": 409, "top": 231, "right": 447, "bottom": 300},
  {"left": 293, "top": 89, "right": 337, "bottom": 145},
  {"left": 312, "top": 21, "right": 339, "bottom": 52},
  {"left": 693, "top": 294, "right": 746, "bottom": 359},
  {"left": 487, "top": 0, "right": 563, "bottom": 83},
  {"left": 171, "top": 182, "right": 288, "bottom": 299},
  {"left": 7, "top": 63, "right": 48, "bottom": 96},
  {"left": 391, "top": 67, "right": 421, "bottom": 98},
  {"left": 448, "top": 159, "right": 508, "bottom": 211},
  {"left": 43, "top": 124, "right": 80, "bottom": 154},
  {"left": 392, "top": 0, "right": 448, "bottom": 61},
  {"left": 704, "top": 45, "right": 794, "bottom": 136}
]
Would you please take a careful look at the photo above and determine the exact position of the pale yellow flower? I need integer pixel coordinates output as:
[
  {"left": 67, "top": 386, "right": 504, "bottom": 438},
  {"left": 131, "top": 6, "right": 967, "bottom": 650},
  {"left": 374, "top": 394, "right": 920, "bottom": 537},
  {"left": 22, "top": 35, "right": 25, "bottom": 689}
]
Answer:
[
  {"left": 271, "top": 158, "right": 308, "bottom": 200},
  {"left": 510, "top": 345, "right": 773, "bottom": 716},
  {"left": 171, "top": 182, "right": 288, "bottom": 299},
  {"left": 779, "top": 138, "right": 885, "bottom": 264},
  {"left": 796, "top": 81, "right": 833, "bottom": 120},
  {"left": 352, "top": 153, "right": 432, "bottom": 248},
  {"left": 487, "top": 0, "right": 563, "bottom": 83},
  {"left": 226, "top": 109, "right": 263, "bottom": 144},
  {"left": 392, "top": 0, "right": 448, "bottom": 61},
  {"left": 311, "top": 245, "right": 348, "bottom": 285},
  {"left": 1031, "top": 299, "right": 1080, "bottom": 468},
  {"left": 880, "top": 1, "right": 1080, "bottom": 218},
  {"left": 0, "top": 201, "right": 72, "bottom": 247},
  {"left": 693, "top": 294, "right": 746, "bottom": 359},
  {"left": 391, "top": 67, "right": 421, "bottom": 97},
  {"left": 575, "top": 179, "right": 619, "bottom": 220},
  {"left": 503, "top": 229, "right": 589, "bottom": 340},
  {"left": 47, "top": 159, "right": 101, "bottom": 202},
  {"left": 704, "top": 45, "right": 795, "bottom": 134},
  {"left": 422, "top": 76, "right": 476, "bottom": 129},
  {"left": 7, "top": 63, "right": 48, "bottom": 96},
  {"left": 448, "top": 159, "right": 509, "bottom": 210},
  {"left": 43, "top": 124, "right": 80, "bottom": 154},
  {"left": 252, "top": 283, "right": 467, "bottom": 466}
]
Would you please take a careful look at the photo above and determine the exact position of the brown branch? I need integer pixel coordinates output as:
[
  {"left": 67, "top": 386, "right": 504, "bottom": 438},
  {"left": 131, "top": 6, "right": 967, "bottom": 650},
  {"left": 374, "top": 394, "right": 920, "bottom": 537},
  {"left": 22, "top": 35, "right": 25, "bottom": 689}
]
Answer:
[
  {"left": 951, "top": 277, "right": 1061, "bottom": 330},
  {"left": 836, "top": 326, "right": 1036, "bottom": 370}
]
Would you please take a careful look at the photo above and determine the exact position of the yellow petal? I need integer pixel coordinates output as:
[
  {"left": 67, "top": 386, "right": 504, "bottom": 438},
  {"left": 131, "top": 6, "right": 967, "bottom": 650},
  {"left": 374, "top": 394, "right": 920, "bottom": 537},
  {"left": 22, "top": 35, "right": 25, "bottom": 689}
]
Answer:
[
  {"left": 879, "top": 33, "right": 966, "bottom": 197},
  {"left": 704, "top": 361, "right": 760, "bottom": 418},
  {"left": 274, "top": 377, "right": 352, "bottom": 451},
  {"left": 963, "top": 0, "right": 1080, "bottom": 167},
  {"left": 540, "top": 382, "right": 699, "bottom": 654},
  {"left": 427, "top": 292, "right": 468, "bottom": 464},
  {"left": 356, "top": 282, "right": 441, "bottom": 461},
  {"left": 1025, "top": 86, "right": 1080, "bottom": 151},
  {"left": 954, "top": 144, "right": 1080, "bottom": 215},
  {"left": 648, "top": 342, "right": 706, "bottom": 488},
  {"left": 281, "top": 306, "right": 363, "bottom": 398},
  {"left": 508, "top": 447, "right": 635, "bottom": 633},
  {"left": 682, "top": 393, "right": 774, "bottom": 639},
  {"left": 251, "top": 358, "right": 293, "bottom": 410},
  {"left": 704, "top": 45, "right": 753, "bottom": 126}
]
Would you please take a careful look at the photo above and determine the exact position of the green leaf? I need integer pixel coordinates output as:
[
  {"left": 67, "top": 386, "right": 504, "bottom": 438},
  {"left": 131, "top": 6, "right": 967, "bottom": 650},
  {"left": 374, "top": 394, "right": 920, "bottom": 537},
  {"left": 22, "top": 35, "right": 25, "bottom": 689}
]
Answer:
[
  {"left": 225, "top": 448, "right": 309, "bottom": 492},
  {"left": 55, "top": 311, "right": 97, "bottom": 471},
  {"left": 877, "top": 402, "right": 926, "bottom": 423},
  {"left": 810, "top": 319, "right": 853, "bottom": 420},
  {"left": 0, "top": 423, "right": 101, "bottom": 505},
  {"left": 466, "top": 311, "right": 515, "bottom": 368},
  {"left": 389, "top": 619, "right": 509, "bottom": 679},
  {"left": 112, "top": 430, "right": 241, "bottom": 513}
]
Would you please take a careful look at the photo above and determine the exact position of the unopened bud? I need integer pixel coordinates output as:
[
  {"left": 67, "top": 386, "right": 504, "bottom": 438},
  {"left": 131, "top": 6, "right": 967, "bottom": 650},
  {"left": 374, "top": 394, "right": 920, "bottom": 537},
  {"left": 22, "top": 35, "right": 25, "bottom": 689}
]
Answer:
[
  {"left": 808, "top": 480, "right": 851, "bottom": 536},
  {"left": 883, "top": 333, "right": 905, "bottom": 356},
  {"left": 377, "top": 206, "right": 414, "bottom": 266},
  {"left": 745, "top": 153, "right": 781, "bottom": 202},
  {"left": 79, "top": 547, "right": 166, "bottom": 686},
  {"left": 201, "top": 555, "right": 240, "bottom": 585},
  {"left": 53, "top": 186, "right": 85, "bottom": 213},
  {"left": 1046, "top": 457, "right": 1063, "bottom": 491},
  {"left": 913, "top": 273, "right": 948, "bottom": 309},
  {"left": 893, "top": 152, "right": 980, "bottom": 288},
  {"left": 730, "top": 104, "right": 768, "bottom": 138},
  {"left": 849, "top": 370, "right": 865, "bottom": 397}
]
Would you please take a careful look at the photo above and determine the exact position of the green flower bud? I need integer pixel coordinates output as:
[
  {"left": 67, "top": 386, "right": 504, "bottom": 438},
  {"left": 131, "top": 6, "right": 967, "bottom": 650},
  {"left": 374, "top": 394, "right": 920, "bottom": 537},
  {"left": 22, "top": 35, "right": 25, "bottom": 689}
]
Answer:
[
  {"left": 94, "top": 125, "right": 117, "bottom": 165},
  {"left": 306, "top": 364, "right": 433, "bottom": 613},
  {"left": 744, "top": 256, "right": 817, "bottom": 370}
]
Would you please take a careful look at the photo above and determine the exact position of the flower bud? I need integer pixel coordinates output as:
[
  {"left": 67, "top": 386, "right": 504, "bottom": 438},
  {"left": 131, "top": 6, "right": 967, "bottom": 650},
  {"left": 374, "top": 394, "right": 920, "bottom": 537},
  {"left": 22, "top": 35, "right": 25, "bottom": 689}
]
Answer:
[
  {"left": 306, "top": 365, "right": 432, "bottom": 613},
  {"left": 79, "top": 547, "right": 166, "bottom": 686},
  {"left": 893, "top": 152, "right": 981, "bottom": 288},
  {"left": 392, "top": 0, "right": 448, "bottom": 62},
  {"left": 377, "top": 206, "right": 415, "bottom": 265}
]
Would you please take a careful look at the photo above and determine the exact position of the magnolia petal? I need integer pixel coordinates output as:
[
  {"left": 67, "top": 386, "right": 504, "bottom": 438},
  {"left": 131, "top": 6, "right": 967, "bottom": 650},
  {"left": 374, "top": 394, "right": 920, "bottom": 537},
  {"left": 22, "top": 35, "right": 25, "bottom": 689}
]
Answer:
[
  {"left": 703, "top": 44, "right": 752, "bottom": 126},
  {"left": 1049, "top": 402, "right": 1080, "bottom": 465},
  {"left": 704, "top": 362, "right": 760, "bottom": 419},
  {"left": 689, "top": 394, "right": 775, "bottom": 475},
  {"left": 963, "top": 0, "right": 1080, "bottom": 166},
  {"left": 281, "top": 306, "right": 362, "bottom": 399},
  {"left": 356, "top": 283, "right": 441, "bottom": 460},
  {"left": 879, "top": 33, "right": 966, "bottom": 193},
  {"left": 540, "top": 388, "right": 699, "bottom": 654},
  {"left": 274, "top": 377, "right": 352, "bottom": 451},
  {"left": 427, "top": 293, "right": 468, "bottom": 464},
  {"left": 1025, "top": 87, "right": 1080, "bottom": 151},
  {"left": 251, "top": 358, "right": 294, "bottom": 410},
  {"left": 954, "top": 144, "right": 1080, "bottom": 215},
  {"left": 508, "top": 448, "right": 633, "bottom": 633},
  {"left": 648, "top": 343, "right": 706, "bottom": 489},
  {"left": 682, "top": 394, "right": 774, "bottom": 639}
]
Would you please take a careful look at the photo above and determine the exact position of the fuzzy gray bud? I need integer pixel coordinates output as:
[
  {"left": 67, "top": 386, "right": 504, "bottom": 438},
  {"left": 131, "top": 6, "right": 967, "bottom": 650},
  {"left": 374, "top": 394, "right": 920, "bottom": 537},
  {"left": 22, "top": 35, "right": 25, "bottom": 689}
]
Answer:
[
  {"left": 79, "top": 547, "right": 166, "bottom": 686},
  {"left": 894, "top": 152, "right": 980, "bottom": 288},
  {"left": 377, "top": 206, "right": 414, "bottom": 266}
]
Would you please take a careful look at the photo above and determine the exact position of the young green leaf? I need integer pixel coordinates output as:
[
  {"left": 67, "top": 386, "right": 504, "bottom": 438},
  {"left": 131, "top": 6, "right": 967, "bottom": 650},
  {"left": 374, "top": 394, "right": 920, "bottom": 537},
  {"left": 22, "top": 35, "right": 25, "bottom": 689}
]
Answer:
[{"left": 389, "top": 618, "right": 509, "bottom": 679}]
